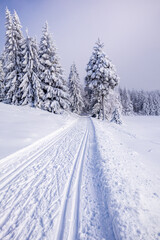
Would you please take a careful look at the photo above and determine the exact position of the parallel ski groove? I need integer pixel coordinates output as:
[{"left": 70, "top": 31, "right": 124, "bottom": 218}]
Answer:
[
  {"left": 0, "top": 118, "right": 114, "bottom": 240},
  {"left": 0, "top": 120, "right": 77, "bottom": 190},
  {"left": 55, "top": 128, "right": 88, "bottom": 240},
  {"left": 0, "top": 119, "right": 86, "bottom": 240}
]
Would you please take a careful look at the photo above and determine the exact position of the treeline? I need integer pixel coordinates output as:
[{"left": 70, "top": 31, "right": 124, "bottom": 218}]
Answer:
[
  {"left": 0, "top": 9, "right": 84, "bottom": 114},
  {"left": 0, "top": 8, "right": 121, "bottom": 123},
  {"left": 119, "top": 88, "right": 160, "bottom": 116},
  {"left": 1, "top": 9, "right": 159, "bottom": 124}
]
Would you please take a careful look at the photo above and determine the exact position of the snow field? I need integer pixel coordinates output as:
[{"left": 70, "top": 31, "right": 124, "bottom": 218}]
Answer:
[
  {"left": 0, "top": 102, "right": 76, "bottom": 160},
  {"left": 0, "top": 118, "right": 85, "bottom": 239},
  {"left": 93, "top": 117, "right": 160, "bottom": 240},
  {"left": 0, "top": 117, "right": 114, "bottom": 240},
  {"left": 0, "top": 101, "right": 160, "bottom": 240}
]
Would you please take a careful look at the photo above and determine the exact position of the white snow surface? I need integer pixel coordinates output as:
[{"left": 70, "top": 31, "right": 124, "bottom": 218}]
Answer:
[
  {"left": 93, "top": 116, "right": 160, "bottom": 240},
  {"left": 0, "top": 102, "right": 75, "bottom": 160},
  {"left": 0, "top": 112, "right": 114, "bottom": 239},
  {"left": 0, "top": 103, "right": 160, "bottom": 240}
]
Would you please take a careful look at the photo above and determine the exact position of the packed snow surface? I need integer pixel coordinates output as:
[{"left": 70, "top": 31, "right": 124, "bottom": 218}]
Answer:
[
  {"left": 0, "top": 116, "right": 114, "bottom": 239},
  {"left": 93, "top": 116, "right": 160, "bottom": 240},
  {"left": 0, "top": 103, "right": 160, "bottom": 240},
  {"left": 0, "top": 103, "right": 75, "bottom": 159}
]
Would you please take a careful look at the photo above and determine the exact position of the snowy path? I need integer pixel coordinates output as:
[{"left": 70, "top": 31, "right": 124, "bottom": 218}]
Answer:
[
  {"left": 54, "top": 129, "right": 88, "bottom": 240},
  {"left": 0, "top": 117, "right": 114, "bottom": 240}
]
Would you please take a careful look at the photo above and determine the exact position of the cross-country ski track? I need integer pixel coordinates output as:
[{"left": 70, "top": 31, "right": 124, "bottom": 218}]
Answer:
[{"left": 0, "top": 117, "right": 115, "bottom": 240}]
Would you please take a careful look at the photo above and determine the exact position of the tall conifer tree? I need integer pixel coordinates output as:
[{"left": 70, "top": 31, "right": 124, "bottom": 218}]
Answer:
[
  {"left": 3, "top": 9, "right": 23, "bottom": 104},
  {"left": 3, "top": 8, "right": 14, "bottom": 103},
  {"left": 0, "top": 58, "right": 4, "bottom": 101},
  {"left": 119, "top": 88, "right": 133, "bottom": 115},
  {"left": 68, "top": 63, "right": 84, "bottom": 114},
  {"left": 20, "top": 33, "right": 43, "bottom": 107},
  {"left": 85, "top": 39, "right": 119, "bottom": 120},
  {"left": 39, "top": 22, "right": 70, "bottom": 113},
  {"left": 12, "top": 10, "right": 23, "bottom": 104}
]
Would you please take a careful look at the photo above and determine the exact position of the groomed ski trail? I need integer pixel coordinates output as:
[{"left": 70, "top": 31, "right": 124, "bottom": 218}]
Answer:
[
  {"left": 0, "top": 117, "right": 115, "bottom": 240},
  {"left": 55, "top": 129, "right": 88, "bottom": 240}
]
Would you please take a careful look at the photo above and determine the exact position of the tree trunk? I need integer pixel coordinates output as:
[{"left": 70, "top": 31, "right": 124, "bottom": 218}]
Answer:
[{"left": 102, "top": 94, "right": 105, "bottom": 120}]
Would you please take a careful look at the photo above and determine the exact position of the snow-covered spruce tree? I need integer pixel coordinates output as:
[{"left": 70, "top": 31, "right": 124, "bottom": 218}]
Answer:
[
  {"left": 3, "top": 8, "right": 14, "bottom": 103},
  {"left": 154, "top": 91, "right": 160, "bottom": 115},
  {"left": 129, "top": 89, "right": 142, "bottom": 114},
  {"left": 129, "top": 89, "right": 137, "bottom": 113},
  {"left": 20, "top": 33, "right": 43, "bottom": 107},
  {"left": 68, "top": 63, "right": 84, "bottom": 114},
  {"left": 85, "top": 39, "right": 119, "bottom": 120},
  {"left": 126, "top": 89, "right": 160, "bottom": 116},
  {"left": 12, "top": 10, "right": 24, "bottom": 104},
  {"left": 105, "top": 89, "right": 122, "bottom": 120},
  {"left": 141, "top": 91, "right": 150, "bottom": 115},
  {"left": 38, "top": 22, "right": 70, "bottom": 113},
  {"left": 149, "top": 92, "right": 157, "bottom": 115},
  {"left": 0, "top": 58, "right": 4, "bottom": 101},
  {"left": 3, "top": 9, "right": 23, "bottom": 105},
  {"left": 119, "top": 87, "right": 133, "bottom": 115},
  {"left": 111, "top": 108, "right": 122, "bottom": 125}
]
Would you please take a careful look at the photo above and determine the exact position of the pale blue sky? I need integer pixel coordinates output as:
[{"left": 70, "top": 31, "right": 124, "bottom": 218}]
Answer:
[{"left": 0, "top": 0, "right": 160, "bottom": 90}]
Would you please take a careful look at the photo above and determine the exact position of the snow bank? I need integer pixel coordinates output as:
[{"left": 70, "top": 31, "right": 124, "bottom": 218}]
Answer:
[
  {"left": 0, "top": 103, "right": 76, "bottom": 160},
  {"left": 93, "top": 116, "right": 160, "bottom": 240}
]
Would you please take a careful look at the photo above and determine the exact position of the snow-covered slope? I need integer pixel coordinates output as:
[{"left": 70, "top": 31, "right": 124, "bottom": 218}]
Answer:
[
  {"left": 93, "top": 116, "right": 160, "bottom": 239},
  {"left": 0, "top": 103, "right": 76, "bottom": 160},
  {"left": 0, "top": 103, "right": 160, "bottom": 240}
]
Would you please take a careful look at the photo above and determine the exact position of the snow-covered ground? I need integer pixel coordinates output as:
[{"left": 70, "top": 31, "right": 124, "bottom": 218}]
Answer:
[
  {"left": 0, "top": 115, "right": 114, "bottom": 239},
  {"left": 93, "top": 116, "right": 160, "bottom": 239},
  {"left": 0, "top": 103, "right": 160, "bottom": 240},
  {"left": 0, "top": 102, "right": 76, "bottom": 160},
  {"left": 123, "top": 116, "right": 160, "bottom": 174}
]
